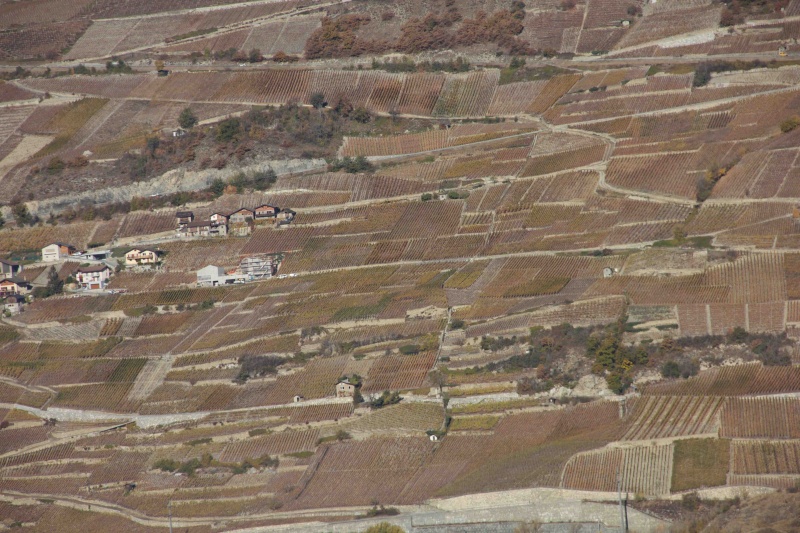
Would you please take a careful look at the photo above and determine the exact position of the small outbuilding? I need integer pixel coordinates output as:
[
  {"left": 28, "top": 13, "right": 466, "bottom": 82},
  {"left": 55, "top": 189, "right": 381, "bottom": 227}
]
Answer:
[
  {"left": 3, "top": 294, "right": 25, "bottom": 315},
  {"left": 196, "top": 265, "right": 245, "bottom": 286},
  {"left": 42, "top": 242, "right": 77, "bottom": 262}
]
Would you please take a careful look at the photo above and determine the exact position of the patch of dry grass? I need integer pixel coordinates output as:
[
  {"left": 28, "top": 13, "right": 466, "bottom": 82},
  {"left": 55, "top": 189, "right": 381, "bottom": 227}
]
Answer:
[
  {"left": 671, "top": 438, "right": 730, "bottom": 492},
  {"left": 449, "top": 415, "right": 500, "bottom": 431}
]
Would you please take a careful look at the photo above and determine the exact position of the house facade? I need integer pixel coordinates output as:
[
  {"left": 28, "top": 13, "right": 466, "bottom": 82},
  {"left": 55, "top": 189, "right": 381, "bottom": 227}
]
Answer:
[
  {"left": 42, "top": 243, "right": 77, "bottom": 262},
  {"left": 209, "top": 212, "right": 229, "bottom": 226},
  {"left": 254, "top": 204, "right": 280, "bottom": 218},
  {"left": 124, "top": 249, "right": 162, "bottom": 267},
  {"left": 0, "top": 278, "right": 31, "bottom": 297},
  {"left": 176, "top": 211, "right": 194, "bottom": 227},
  {"left": 336, "top": 380, "right": 356, "bottom": 398},
  {"left": 3, "top": 295, "right": 24, "bottom": 315},
  {"left": 184, "top": 220, "right": 227, "bottom": 238},
  {"left": 0, "top": 259, "right": 22, "bottom": 280},
  {"left": 76, "top": 265, "right": 111, "bottom": 289},
  {"left": 276, "top": 209, "right": 296, "bottom": 226},
  {"left": 229, "top": 208, "right": 254, "bottom": 224}
]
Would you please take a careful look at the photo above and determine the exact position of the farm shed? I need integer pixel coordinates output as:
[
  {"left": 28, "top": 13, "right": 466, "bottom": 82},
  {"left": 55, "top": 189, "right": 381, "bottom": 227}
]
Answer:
[
  {"left": 42, "top": 242, "right": 77, "bottom": 262},
  {"left": 3, "top": 294, "right": 25, "bottom": 315},
  {"left": 196, "top": 265, "right": 245, "bottom": 286}
]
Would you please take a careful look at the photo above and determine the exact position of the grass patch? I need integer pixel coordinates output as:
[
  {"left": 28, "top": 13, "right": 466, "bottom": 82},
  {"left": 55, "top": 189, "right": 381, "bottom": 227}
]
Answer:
[
  {"left": 444, "top": 270, "right": 482, "bottom": 289},
  {"left": 450, "top": 397, "right": 542, "bottom": 414},
  {"left": 671, "top": 438, "right": 730, "bottom": 492},
  {"left": 448, "top": 382, "right": 516, "bottom": 397},
  {"left": 286, "top": 451, "right": 314, "bottom": 459},
  {"left": 449, "top": 415, "right": 500, "bottom": 431},
  {"left": 0, "top": 326, "right": 20, "bottom": 345},
  {"left": 652, "top": 236, "right": 713, "bottom": 249},
  {"left": 331, "top": 294, "right": 392, "bottom": 322},
  {"left": 123, "top": 306, "right": 150, "bottom": 317},
  {"left": 646, "top": 63, "right": 697, "bottom": 76},
  {"left": 5, "top": 409, "right": 41, "bottom": 422},
  {"left": 108, "top": 358, "right": 147, "bottom": 382},
  {"left": 503, "top": 276, "right": 570, "bottom": 298},
  {"left": 38, "top": 338, "right": 121, "bottom": 359},
  {"left": 35, "top": 98, "right": 108, "bottom": 158},
  {"left": 421, "top": 269, "right": 455, "bottom": 288},
  {"left": 499, "top": 65, "right": 572, "bottom": 85},
  {"left": 170, "top": 27, "right": 217, "bottom": 42}
]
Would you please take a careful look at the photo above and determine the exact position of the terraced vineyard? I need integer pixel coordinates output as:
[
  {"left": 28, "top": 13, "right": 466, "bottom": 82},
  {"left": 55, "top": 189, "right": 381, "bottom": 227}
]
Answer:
[
  {"left": 562, "top": 443, "right": 674, "bottom": 496},
  {"left": 622, "top": 396, "right": 724, "bottom": 441},
  {"left": 721, "top": 397, "right": 800, "bottom": 439},
  {"left": 5, "top": 2, "right": 800, "bottom": 529}
]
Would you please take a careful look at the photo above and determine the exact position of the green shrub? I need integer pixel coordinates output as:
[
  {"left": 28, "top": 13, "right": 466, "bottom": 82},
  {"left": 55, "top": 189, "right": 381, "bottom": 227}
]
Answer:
[
  {"left": 216, "top": 118, "right": 240, "bottom": 142},
  {"left": 661, "top": 360, "right": 681, "bottom": 378},
  {"left": 370, "top": 390, "right": 401, "bottom": 409},
  {"left": 178, "top": 107, "right": 197, "bottom": 129},
  {"left": 781, "top": 116, "right": 800, "bottom": 133},
  {"left": 399, "top": 344, "right": 420, "bottom": 355},
  {"left": 153, "top": 458, "right": 180, "bottom": 472}
]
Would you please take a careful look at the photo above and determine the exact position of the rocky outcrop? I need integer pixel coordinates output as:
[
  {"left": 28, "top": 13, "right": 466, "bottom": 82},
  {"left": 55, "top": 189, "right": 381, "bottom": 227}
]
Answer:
[{"left": 21, "top": 158, "right": 325, "bottom": 218}]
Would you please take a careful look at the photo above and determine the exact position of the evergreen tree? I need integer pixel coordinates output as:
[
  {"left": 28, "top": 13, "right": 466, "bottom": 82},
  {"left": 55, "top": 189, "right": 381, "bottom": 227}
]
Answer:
[
  {"left": 178, "top": 107, "right": 198, "bottom": 129},
  {"left": 45, "top": 266, "right": 63, "bottom": 296}
]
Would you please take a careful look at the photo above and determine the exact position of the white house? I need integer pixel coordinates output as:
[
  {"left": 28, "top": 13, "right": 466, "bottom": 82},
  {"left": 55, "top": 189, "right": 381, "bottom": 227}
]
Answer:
[
  {"left": 209, "top": 212, "right": 229, "bottom": 226},
  {"left": 3, "top": 295, "right": 24, "bottom": 315},
  {"left": 42, "top": 243, "right": 77, "bottom": 262},
  {"left": 75, "top": 264, "right": 112, "bottom": 290}
]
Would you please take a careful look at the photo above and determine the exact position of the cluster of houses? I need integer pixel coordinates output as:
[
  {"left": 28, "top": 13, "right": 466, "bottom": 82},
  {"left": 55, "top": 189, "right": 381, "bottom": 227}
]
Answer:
[
  {"left": 0, "top": 203, "right": 298, "bottom": 313},
  {"left": 1, "top": 258, "right": 29, "bottom": 315},
  {"left": 196, "top": 253, "right": 280, "bottom": 286},
  {"left": 176, "top": 204, "right": 295, "bottom": 238},
  {"left": 1, "top": 242, "right": 171, "bottom": 314}
]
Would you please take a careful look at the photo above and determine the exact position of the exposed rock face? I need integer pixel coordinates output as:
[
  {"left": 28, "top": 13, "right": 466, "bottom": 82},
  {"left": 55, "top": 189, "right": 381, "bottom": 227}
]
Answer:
[
  {"left": 571, "top": 374, "right": 613, "bottom": 397},
  {"left": 19, "top": 158, "right": 325, "bottom": 217}
]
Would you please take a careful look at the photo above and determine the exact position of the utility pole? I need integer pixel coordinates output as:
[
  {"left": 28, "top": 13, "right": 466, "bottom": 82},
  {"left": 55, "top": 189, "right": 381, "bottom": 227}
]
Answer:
[
  {"left": 617, "top": 470, "right": 626, "bottom": 533},
  {"left": 168, "top": 499, "right": 173, "bottom": 533}
]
